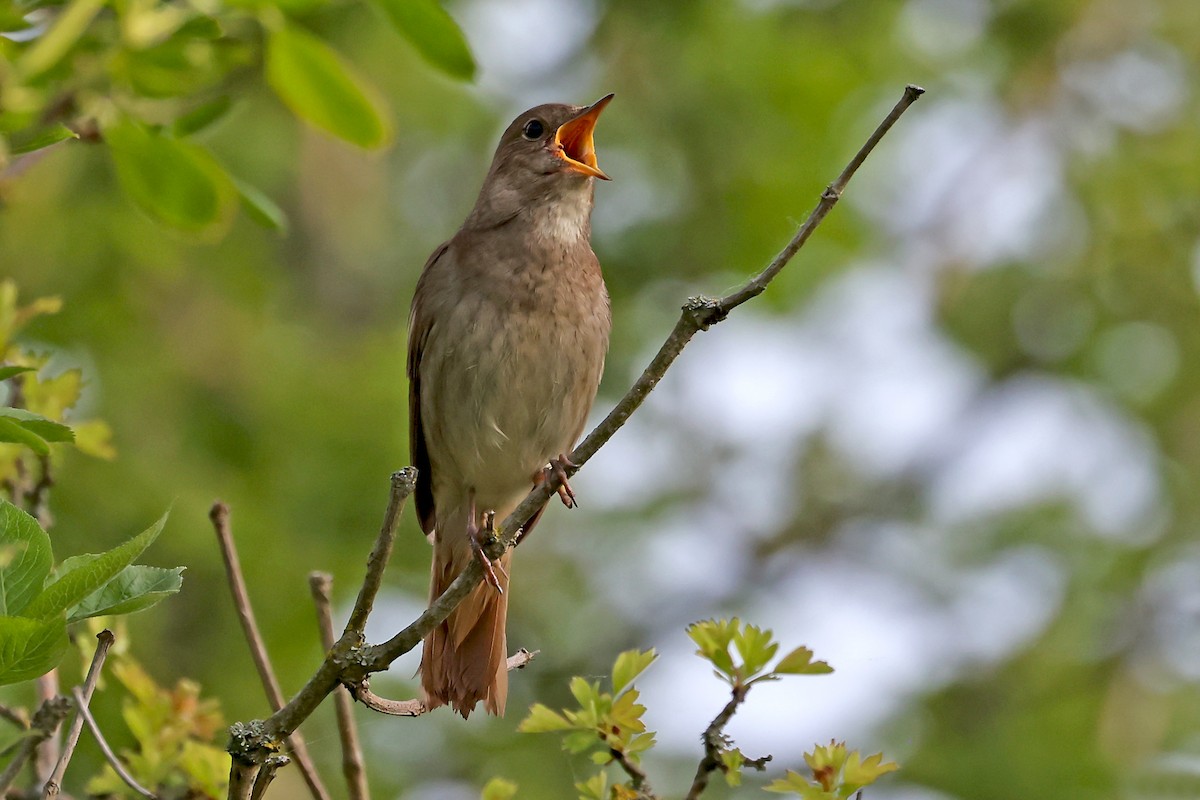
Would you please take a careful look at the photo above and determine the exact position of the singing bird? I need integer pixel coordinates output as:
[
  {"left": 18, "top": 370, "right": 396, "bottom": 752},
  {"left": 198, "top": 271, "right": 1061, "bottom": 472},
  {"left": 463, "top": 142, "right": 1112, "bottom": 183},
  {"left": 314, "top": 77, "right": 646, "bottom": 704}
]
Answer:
[{"left": 407, "top": 96, "right": 614, "bottom": 717}]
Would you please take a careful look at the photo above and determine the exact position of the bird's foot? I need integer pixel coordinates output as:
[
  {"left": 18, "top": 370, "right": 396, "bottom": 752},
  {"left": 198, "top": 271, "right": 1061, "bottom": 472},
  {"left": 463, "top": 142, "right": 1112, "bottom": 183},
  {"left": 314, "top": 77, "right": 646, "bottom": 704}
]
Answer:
[
  {"left": 545, "top": 453, "right": 578, "bottom": 509},
  {"left": 467, "top": 508, "right": 505, "bottom": 593}
]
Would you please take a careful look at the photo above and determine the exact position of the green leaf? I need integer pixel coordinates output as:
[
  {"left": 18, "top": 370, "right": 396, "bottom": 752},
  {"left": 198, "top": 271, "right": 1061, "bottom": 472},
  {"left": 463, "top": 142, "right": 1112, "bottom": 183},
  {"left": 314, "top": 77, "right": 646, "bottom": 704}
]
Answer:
[
  {"left": 371, "top": 0, "right": 475, "bottom": 80},
  {"left": 0, "top": 407, "right": 75, "bottom": 446},
  {"left": 568, "top": 676, "right": 600, "bottom": 710},
  {"left": 773, "top": 645, "right": 834, "bottom": 676},
  {"left": 234, "top": 177, "right": 289, "bottom": 233},
  {"left": 67, "top": 564, "right": 183, "bottom": 622},
  {"left": 517, "top": 702, "right": 573, "bottom": 733},
  {"left": 106, "top": 121, "right": 237, "bottom": 235},
  {"left": 688, "top": 619, "right": 737, "bottom": 677},
  {"left": 841, "top": 751, "right": 899, "bottom": 793},
  {"left": 22, "top": 509, "right": 169, "bottom": 619},
  {"left": 9, "top": 122, "right": 78, "bottom": 156},
  {"left": 480, "top": 777, "right": 518, "bottom": 800},
  {"left": 0, "top": 500, "right": 53, "bottom": 616},
  {"left": 172, "top": 96, "right": 234, "bottom": 137},
  {"left": 266, "top": 23, "right": 392, "bottom": 149},
  {"left": 721, "top": 748, "right": 744, "bottom": 787},
  {"left": 0, "top": 615, "right": 68, "bottom": 686},
  {"left": 562, "top": 729, "right": 597, "bottom": 755},
  {"left": 0, "top": 417, "right": 49, "bottom": 455},
  {"left": 611, "top": 648, "right": 657, "bottom": 694},
  {"left": 0, "top": 366, "right": 35, "bottom": 380},
  {"left": 734, "top": 622, "right": 778, "bottom": 676},
  {"left": 574, "top": 770, "right": 607, "bottom": 800}
]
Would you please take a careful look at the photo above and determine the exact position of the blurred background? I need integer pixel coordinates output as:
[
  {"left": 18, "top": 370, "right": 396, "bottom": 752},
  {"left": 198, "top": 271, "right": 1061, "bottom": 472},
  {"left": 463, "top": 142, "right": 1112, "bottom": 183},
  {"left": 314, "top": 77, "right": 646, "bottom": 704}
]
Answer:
[{"left": 4, "top": 0, "right": 1200, "bottom": 797}]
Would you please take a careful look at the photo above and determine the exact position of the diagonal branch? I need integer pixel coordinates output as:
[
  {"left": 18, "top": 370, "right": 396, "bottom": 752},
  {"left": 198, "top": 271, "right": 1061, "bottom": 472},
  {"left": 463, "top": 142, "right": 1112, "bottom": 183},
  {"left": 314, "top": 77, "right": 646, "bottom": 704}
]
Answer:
[
  {"left": 225, "top": 84, "right": 925, "bottom": 773},
  {"left": 43, "top": 629, "right": 115, "bottom": 798},
  {"left": 70, "top": 686, "right": 156, "bottom": 800}
]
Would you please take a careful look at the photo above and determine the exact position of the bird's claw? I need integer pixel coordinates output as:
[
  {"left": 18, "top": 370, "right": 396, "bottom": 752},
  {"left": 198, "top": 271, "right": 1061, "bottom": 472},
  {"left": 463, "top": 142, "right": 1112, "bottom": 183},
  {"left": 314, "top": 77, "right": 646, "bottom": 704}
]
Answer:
[
  {"left": 547, "top": 454, "right": 578, "bottom": 509},
  {"left": 468, "top": 509, "right": 504, "bottom": 593}
]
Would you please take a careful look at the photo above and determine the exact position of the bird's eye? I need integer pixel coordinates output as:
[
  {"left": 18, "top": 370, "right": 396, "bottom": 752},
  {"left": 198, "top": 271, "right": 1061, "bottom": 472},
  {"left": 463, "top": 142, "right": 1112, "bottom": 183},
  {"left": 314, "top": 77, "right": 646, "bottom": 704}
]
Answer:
[{"left": 522, "top": 119, "right": 545, "bottom": 140}]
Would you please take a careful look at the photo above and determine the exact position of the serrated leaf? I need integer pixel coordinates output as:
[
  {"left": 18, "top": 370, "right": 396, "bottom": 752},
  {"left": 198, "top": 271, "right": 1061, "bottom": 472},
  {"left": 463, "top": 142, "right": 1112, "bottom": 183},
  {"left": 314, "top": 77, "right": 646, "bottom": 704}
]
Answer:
[
  {"left": 107, "top": 120, "right": 237, "bottom": 235},
  {"left": 0, "top": 614, "right": 68, "bottom": 685},
  {"left": 764, "top": 769, "right": 820, "bottom": 795},
  {"left": 0, "top": 408, "right": 74, "bottom": 444},
  {"left": 568, "top": 676, "right": 600, "bottom": 710},
  {"left": 0, "top": 500, "right": 53, "bottom": 616},
  {"left": 266, "top": 23, "right": 391, "bottom": 149},
  {"left": 773, "top": 645, "right": 834, "bottom": 676},
  {"left": 0, "top": 417, "right": 49, "bottom": 454},
  {"left": 371, "top": 0, "right": 475, "bottom": 80},
  {"left": 517, "top": 702, "right": 573, "bottom": 733},
  {"left": 480, "top": 777, "right": 517, "bottom": 800},
  {"left": 22, "top": 509, "right": 169, "bottom": 619},
  {"left": 67, "top": 564, "right": 183, "bottom": 622},
  {"left": 841, "top": 750, "right": 899, "bottom": 792},
  {"left": 734, "top": 623, "right": 778, "bottom": 676},
  {"left": 611, "top": 647, "right": 656, "bottom": 694},
  {"left": 234, "top": 177, "right": 288, "bottom": 233}
]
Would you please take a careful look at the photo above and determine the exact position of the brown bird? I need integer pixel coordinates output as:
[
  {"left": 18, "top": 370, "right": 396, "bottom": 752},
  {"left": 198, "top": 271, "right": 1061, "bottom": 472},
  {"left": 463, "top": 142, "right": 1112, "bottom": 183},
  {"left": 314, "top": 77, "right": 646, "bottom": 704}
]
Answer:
[{"left": 407, "top": 95, "right": 614, "bottom": 717}]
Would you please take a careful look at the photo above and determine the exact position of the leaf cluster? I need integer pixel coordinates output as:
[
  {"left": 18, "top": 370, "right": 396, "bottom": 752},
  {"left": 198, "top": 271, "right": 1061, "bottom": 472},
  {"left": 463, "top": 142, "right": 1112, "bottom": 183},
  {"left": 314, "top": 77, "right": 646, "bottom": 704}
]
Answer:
[
  {"left": 764, "top": 741, "right": 898, "bottom": 799},
  {"left": 687, "top": 618, "right": 833, "bottom": 689},
  {"left": 518, "top": 649, "right": 658, "bottom": 800},
  {"left": 1, "top": 0, "right": 476, "bottom": 236},
  {"left": 0, "top": 499, "right": 180, "bottom": 686}
]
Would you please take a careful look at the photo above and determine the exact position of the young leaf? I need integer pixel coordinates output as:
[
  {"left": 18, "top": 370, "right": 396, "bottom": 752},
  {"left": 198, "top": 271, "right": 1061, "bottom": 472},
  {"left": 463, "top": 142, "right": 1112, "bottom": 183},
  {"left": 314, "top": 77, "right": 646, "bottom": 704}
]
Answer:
[
  {"left": 611, "top": 648, "right": 656, "bottom": 694},
  {"left": 734, "top": 622, "right": 778, "bottom": 677},
  {"left": 9, "top": 123, "right": 78, "bottom": 156},
  {"left": 0, "top": 614, "right": 68, "bottom": 686},
  {"left": 172, "top": 96, "right": 234, "bottom": 137},
  {"left": 773, "top": 645, "right": 834, "bottom": 676},
  {"left": 0, "top": 500, "right": 53, "bottom": 616},
  {"left": 67, "top": 564, "right": 184, "bottom": 622},
  {"left": 721, "top": 748, "right": 744, "bottom": 787},
  {"left": 21, "top": 509, "right": 169, "bottom": 619},
  {"left": 517, "top": 703, "right": 573, "bottom": 733},
  {"left": 574, "top": 770, "right": 607, "bottom": 800},
  {"left": 371, "top": 0, "right": 475, "bottom": 80},
  {"left": 266, "top": 23, "right": 392, "bottom": 149},
  {"left": 841, "top": 750, "right": 899, "bottom": 793},
  {"left": 107, "top": 121, "right": 237, "bottom": 235}
]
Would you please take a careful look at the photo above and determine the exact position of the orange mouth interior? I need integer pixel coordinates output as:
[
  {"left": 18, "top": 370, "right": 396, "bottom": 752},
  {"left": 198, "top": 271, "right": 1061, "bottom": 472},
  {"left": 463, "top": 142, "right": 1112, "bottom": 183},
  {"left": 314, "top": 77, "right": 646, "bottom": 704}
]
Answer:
[{"left": 554, "top": 93, "right": 613, "bottom": 180}]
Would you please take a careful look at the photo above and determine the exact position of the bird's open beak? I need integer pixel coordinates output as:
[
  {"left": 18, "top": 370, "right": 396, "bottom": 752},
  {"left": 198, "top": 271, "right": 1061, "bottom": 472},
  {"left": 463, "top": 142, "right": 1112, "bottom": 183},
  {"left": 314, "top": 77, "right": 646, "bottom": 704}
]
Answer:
[{"left": 554, "top": 93, "right": 613, "bottom": 181}]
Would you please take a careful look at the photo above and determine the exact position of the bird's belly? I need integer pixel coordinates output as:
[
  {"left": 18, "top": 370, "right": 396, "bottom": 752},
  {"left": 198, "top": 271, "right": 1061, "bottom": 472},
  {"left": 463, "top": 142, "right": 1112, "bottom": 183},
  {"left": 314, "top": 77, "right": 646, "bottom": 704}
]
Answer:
[{"left": 426, "top": 301, "right": 601, "bottom": 508}]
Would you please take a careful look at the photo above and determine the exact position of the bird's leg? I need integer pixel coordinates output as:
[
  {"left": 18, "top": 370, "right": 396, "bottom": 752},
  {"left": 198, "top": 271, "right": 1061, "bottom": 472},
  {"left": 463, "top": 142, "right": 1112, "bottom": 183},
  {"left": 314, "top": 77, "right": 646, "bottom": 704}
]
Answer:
[
  {"left": 466, "top": 492, "right": 504, "bottom": 593},
  {"left": 536, "top": 453, "right": 578, "bottom": 509}
]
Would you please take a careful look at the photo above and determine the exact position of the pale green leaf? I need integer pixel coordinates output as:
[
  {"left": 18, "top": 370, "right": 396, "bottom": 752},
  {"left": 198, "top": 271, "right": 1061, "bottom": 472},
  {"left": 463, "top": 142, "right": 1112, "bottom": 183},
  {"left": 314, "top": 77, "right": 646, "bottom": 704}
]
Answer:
[
  {"left": 371, "top": 0, "right": 475, "bottom": 80},
  {"left": 517, "top": 702, "right": 573, "bottom": 733},
  {"left": 611, "top": 647, "right": 657, "bottom": 694},
  {"left": 481, "top": 777, "right": 518, "bottom": 800},
  {"left": 773, "top": 645, "right": 834, "bottom": 676},
  {"left": 67, "top": 564, "right": 183, "bottom": 622}
]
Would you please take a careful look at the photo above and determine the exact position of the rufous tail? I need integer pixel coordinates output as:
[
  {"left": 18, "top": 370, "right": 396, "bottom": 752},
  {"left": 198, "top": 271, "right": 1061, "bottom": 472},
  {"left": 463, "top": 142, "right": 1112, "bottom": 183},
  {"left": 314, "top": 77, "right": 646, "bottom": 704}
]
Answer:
[{"left": 420, "top": 516, "right": 512, "bottom": 718}]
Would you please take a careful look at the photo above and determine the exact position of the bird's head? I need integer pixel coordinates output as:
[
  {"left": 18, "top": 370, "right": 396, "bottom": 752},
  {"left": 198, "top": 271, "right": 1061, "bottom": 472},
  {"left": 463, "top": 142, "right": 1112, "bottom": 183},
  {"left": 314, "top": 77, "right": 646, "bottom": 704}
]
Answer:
[{"left": 491, "top": 94, "right": 613, "bottom": 184}]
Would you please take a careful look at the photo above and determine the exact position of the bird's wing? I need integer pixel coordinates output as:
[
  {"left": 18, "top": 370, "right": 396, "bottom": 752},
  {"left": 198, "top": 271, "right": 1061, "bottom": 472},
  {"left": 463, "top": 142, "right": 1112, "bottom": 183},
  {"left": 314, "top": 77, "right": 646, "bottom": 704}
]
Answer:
[{"left": 408, "top": 241, "right": 451, "bottom": 537}]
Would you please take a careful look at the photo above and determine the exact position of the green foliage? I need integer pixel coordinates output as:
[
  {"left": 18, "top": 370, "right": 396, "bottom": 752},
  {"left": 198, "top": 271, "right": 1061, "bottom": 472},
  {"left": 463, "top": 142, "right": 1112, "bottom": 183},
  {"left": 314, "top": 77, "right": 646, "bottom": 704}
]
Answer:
[
  {"left": 85, "top": 644, "right": 228, "bottom": 798},
  {"left": 688, "top": 618, "right": 833, "bottom": 688},
  {"left": 481, "top": 777, "right": 519, "bottom": 800},
  {"left": 765, "top": 742, "right": 898, "bottom": 799},
  {"left": 519, "top": 648, "right": 657, "bottom": 799},
  {"left": 0, "top": 499, "right": 179, "bottom": 685},
  {"left": 0, "top": 0, "right": 474, "bottom": 235}
]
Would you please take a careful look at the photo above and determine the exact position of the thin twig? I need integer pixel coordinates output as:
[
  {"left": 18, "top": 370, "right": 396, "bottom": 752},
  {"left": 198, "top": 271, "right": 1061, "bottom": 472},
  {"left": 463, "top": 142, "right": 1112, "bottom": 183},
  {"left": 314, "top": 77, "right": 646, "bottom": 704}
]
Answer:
[
  {"left": 0, "top": 704, "right": 29, "bottom": 729},
  {"left": 344, "top": 469, "right": 417, "bottom": 638},
  {"left": 225, "top": 84, "right": 925, "bottom": 771},
  {"left": 309, "top": 572, "right": 370, "bottom": 800},
  {"left": 684, "top": 685, "right": 749, "bottom": 800},
  {"left": 250, "top": 755, "right": 290, "bottom": 800},
  {"left": 43, "top": 629, "right": 115, "bottom": 798},
  {"left": 610, "top": 747, "right": 654, "bottom": 797},
  {"left": 69, "top": 687, "right": 156, "bottom": 799},
  {"left": 350, "top": 650, "right": 538, "bottom": 718},
  {"left": 0, "top": 696, "right": 71, "bottom": 797},
  {"left": 32, "top": 671, "right": 60, "bottom": 784},
  {"left": 210, "top": 502, "right": 332, "bottom": 800}
]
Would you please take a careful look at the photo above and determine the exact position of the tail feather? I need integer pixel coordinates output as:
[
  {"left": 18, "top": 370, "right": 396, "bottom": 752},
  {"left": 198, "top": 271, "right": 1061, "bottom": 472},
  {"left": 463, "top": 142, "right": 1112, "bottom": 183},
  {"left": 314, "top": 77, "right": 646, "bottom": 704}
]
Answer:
[{"left": 421, "top": 524, "right": 512, "bottom": 718}]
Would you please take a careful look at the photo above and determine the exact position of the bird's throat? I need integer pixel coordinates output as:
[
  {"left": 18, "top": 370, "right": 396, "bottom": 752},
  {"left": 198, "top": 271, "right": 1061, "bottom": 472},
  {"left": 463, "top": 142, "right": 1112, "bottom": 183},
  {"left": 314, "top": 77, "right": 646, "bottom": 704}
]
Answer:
[{"left": 528, "top": 184, "right": 594, "bottom": 245}]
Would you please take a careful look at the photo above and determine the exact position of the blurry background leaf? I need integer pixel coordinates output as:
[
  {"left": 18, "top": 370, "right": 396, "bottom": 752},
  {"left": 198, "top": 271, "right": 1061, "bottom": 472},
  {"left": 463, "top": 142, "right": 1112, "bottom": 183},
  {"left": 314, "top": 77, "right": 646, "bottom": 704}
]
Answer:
[
  {"left": 266, "top": 23, "right": 392, "bottom": 149},
  {"left": 0, "top": 615, "right": 68, "bottom": 685},
  {"left": 372, "top": 0, "right": 476, "bottom": 81}
]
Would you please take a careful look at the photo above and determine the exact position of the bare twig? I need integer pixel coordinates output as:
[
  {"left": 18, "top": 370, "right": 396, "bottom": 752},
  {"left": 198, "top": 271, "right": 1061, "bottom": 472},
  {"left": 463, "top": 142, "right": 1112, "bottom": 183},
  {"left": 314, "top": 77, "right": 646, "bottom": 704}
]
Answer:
[
  {"left": 0, "top": 704, "right": 29, "bottom": 729},
  {"left": 33, "top": 671, "right": 60, "bottom": 784},
  {"left": 684, "top": 685, "right": 750, "bottom": 800},
  {"left": 227, "top": 760, "right": 261, "bottom": 800},
  {"left": 70, "top": 687, "right": 156, "bottom": 799},
  {"left": 210, "top": 502, "right": 331, "bottom": 800},
  {"left": 43, "top": 629, "right": 115, "bottom": 798},
  {"left": 350, "top": 650, "right": 539, "bottom": 718},
  {"left": 309, "top": 572, "right": 370, "bottom": 800},
  {"left": 610, "top": 747, "right": 654, "bottom": 797},
  {"left": 0, "top": 696, "right": 71, "bottom": 796},
  {"left": 344, "top": 470, "right": 416, "bottom": 637},
  {"left": 250, "top": 755, "right": 290, "bottom": 800},
  {"left": 224, "top": 85, "right": 925, "bottom": 774}
]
